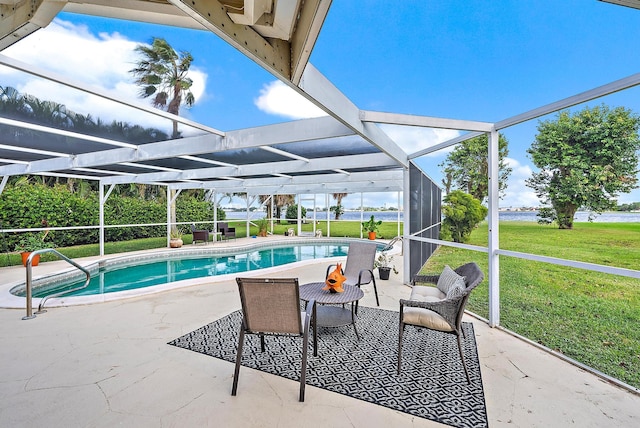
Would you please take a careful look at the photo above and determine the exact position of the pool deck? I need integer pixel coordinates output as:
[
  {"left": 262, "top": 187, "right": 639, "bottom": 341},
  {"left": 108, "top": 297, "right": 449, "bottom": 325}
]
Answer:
[{"left": 1, "top": 237, "right": 639, "bottom": 427}]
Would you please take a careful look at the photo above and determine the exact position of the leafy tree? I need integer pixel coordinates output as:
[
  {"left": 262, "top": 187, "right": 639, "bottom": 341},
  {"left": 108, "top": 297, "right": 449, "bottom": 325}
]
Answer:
[
  {"left": 129, "top": 37, "right": 195, "bottom": 139},
  {"left": 439, "top": 190, "right": 487, "bottom": 243},
  {"left": 285, "top": 204, "right": 307, "bottom": 220},
  {"left": 617, "top": 202, "right": 640, "bottom": 212},
  {"left": 331, "top": 193, "right": 347, "bottom": 219},
  {"left": 526, "top": 105, "right": 640, "bottom": 229},
  {"left": 330, "top": 205, "right": 345, "bottom": 219},
  {"left": 439, "top": 133, "right": 512, "bottom": 202}
]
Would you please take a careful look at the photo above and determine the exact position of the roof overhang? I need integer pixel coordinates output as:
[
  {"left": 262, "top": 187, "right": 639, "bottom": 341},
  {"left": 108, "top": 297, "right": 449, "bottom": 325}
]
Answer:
[{"left": 599, "top": 0, "right": 640, "bottom": 10}]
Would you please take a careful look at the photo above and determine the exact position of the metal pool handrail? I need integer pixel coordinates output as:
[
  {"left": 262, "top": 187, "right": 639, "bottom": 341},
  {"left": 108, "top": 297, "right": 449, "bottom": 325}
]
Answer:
[
  {"left": 380, "top": 236, "right": 403, "bottom": 253},
  {"left": 22, "top": 249, "right": 91, "bottom": 320}
]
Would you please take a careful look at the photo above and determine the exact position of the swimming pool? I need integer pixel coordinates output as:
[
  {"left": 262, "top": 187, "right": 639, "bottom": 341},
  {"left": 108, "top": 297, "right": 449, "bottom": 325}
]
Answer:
[{"left": 10, "top": 239, "right": 387, "bottom": 301}]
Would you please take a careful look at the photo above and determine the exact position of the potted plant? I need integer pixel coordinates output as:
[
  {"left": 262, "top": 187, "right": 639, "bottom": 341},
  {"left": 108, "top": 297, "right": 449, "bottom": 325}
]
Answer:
[
  {"left": 362, "top": 215, "right": 382, "bottom": 240},
  {"left": 169, "top": 228, "right": 184, "bottom": 248},
  {"left": 256, "top": 218, "right": 269, "bottom": 237},
  {"left": 374, "top": 251, "right": 398, "bottom": 280},
  {"left": 14, "top": 233, "right": 52, "bottom": 266}
]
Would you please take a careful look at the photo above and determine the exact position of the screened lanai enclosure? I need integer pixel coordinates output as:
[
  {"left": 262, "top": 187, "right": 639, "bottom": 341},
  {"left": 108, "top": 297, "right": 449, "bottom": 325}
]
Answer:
[{"left": 0, "top": 0, "right": 639, "bottom": 336}]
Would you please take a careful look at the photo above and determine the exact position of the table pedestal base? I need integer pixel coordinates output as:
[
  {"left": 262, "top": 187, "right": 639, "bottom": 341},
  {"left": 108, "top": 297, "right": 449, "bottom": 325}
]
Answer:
[{"left": 315, "top": 305, "right": 360, "bottom": 340}]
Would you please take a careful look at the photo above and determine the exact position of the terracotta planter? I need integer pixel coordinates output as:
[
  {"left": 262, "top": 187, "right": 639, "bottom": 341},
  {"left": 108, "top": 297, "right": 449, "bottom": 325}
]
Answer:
[
  {"left": 368, "top": 231, "right": 376, "bottom": 240},
  {"left": 21, "top": 252, "right": 40, "bottom": 267},
  {"left": 169, "top": 238, "right": 183, "bottom": 248},
  {"left": 258, "top": 230, "right": 267, "bottom": 237}
]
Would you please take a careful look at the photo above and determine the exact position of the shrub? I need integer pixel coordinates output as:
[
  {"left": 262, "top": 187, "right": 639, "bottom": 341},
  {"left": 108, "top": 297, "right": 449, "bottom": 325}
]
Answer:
[
  {"left": 440, "top": 190, "right": 487, "bottom": 243},
  {"left": 0, "top": 183, "right": 98, "bottom": 251},
  {"left": 285, "top": 204, "right": 306, "bottom": 220},
  {"left": 104, "top": 195, "right": 165, "bottom": 241},
  {"left": 176, "top": 195, "right": 225, "bottom": 230}
]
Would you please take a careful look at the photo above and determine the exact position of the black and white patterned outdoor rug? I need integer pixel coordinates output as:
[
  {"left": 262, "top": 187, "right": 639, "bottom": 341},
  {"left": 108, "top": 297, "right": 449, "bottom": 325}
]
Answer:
[{"left": 169, "top": 306, "right": 488, "bottom": 428}]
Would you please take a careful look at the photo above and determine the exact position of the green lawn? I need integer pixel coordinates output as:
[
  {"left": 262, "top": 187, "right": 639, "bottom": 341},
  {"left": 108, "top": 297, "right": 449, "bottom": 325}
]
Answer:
[{"left": 422, "top": 221, "right": 640, "bottom": 389}]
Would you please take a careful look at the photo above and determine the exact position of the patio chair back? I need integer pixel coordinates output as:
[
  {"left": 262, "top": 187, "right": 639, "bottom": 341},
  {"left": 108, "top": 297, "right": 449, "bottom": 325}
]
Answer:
[
  {"left": 398, "top": 262, "right": 484, "bottom": 382},
  {"left": 325, "top": 241, "right": 378, "bottom": 308},
  {"left": 237, "top": 277, "right": 303, "bottom": 334},
  {"left": 343, "top": 241, "right": 377, "bottom": 285},
  {"left": 190, "top": 224, "right": 209, "bottom": 244},
  {"left": 233, "top": 277, "right": 315, "bottom": 401},
  {"left": 217, "top": 222, "right": 236, "bottom": 240},
  {"left": 451, "top": 262, "right": 484, "bottom": 328}
]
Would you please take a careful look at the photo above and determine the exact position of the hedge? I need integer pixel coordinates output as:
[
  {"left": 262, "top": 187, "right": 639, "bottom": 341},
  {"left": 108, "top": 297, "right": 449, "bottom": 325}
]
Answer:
[{"left": 0, "top": 184, "right": 226, "bottom": 252}]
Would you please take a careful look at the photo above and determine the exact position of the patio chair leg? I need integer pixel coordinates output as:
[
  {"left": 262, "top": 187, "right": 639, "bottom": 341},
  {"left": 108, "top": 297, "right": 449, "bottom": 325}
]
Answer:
[
  {"left": 456, "top": 333, "right": 471, "bottom": 383},
  {"left": 351, "top": 302, "right": 360, "bottom": 340},
  {"left": 312, "top": 302, "right": 318, "bottom": 357},
  {"left": 232, "top": 327, "right": 245, "bottom": 396},
  {"left": 397, "top": 319, "right": 404, "bottom": 374},
  {"left": 300, "top": 328, "right": 309, "bottom": 402},
  {"left": 372, "top": 277, "right": 379, "bottom": 306}
]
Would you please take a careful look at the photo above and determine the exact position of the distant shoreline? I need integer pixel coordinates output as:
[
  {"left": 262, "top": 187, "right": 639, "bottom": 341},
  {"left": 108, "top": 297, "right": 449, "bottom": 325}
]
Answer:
[{"left": 225, "top": 210, "right": 640, "bottom": 223}]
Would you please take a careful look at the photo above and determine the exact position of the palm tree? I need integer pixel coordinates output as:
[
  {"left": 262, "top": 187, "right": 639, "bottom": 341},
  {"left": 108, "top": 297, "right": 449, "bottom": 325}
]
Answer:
[
  {"left": 129, "top": 37, "right": 195, "bottom": 139},
  {"left": 130, "top": 37, "right": 196, "bottom": 232},
  {"left": 23, "top": 95, "right": 73, "bottom": 128},
  {"left": 0, "top": 86, "right": 28, "bottom": 117},
  {"left": 258, "top": 195, "right": 273, "bottom": 220},
  {"left": 331, "top": 193, "right": 348, "bottom": 220},
  {"left": 274, "top": 194, "right": 295, "bottom": 223}
]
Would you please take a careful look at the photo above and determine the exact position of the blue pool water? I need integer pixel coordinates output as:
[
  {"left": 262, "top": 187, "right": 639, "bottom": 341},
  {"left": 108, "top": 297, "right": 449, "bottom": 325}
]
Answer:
[{"left": 20, "top": 242, "right": 382, "bottom": 298}]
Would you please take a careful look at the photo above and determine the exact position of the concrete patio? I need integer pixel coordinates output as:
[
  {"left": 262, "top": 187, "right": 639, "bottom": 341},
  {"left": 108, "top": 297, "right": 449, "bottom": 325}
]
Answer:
[{"left": 1, "top": 237, "right": 639, "bottom": 427}]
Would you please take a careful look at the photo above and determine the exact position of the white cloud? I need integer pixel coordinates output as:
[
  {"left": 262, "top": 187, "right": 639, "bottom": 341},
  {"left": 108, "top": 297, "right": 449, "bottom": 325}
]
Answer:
[
  {"left": 379, "top": 124, "right": 460, "bottom": 155},
  {"left": 500, "top": 157, "right": 540, "bottom": 208},
  {"left": 0, "top": 19, "right": 207, "bottom": 134},
  {"left": 254, "top": 80, "right": 327, "bottom": 119}
]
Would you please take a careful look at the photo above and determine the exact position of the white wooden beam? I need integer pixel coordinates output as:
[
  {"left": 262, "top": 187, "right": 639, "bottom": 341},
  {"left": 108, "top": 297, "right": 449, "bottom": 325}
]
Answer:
[
  {"left": 298, "top": 64, "right": 408, "bottom": 166},
  {"left": 168, "top": 0, "right": 292, "bottom": 80},
  {"left": 289, "top": 0, "right": 332, "bottom": 84},
  {"left": 488, "top": 129, "right": 500, "bottom": 327},
  {"left": 225, "top": 115, "right": 353, "bottom": 146},
  {"left": 495, "top": 72, "right": 640, "bottom": 130},
  {"left": 408, "top": 131, "right": 484, "bottom": 159},
  {"left": 0, "top": 0, "right": 64, "bottom": 50},
  {"left": 360, "top": 110, "right": 494, "bottom": 132},
  {"left": 99, "top": 152, "right": 397, "bottom": 184},
  {"left": 63, "top": 0, "right": 205, "bottom": 30}
]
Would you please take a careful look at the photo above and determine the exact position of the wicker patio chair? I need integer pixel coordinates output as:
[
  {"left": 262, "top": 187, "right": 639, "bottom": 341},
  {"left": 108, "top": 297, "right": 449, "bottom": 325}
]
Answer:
[
  {"left": 325, "top": 241, "right": 379, "bottom": 310},
  {"left": 233, "top": 277, "right": 316, "bottom": 402},
  {"left": 217, "top": 222, "right": 236, "bottom": 240},
  {"left": 398, "top": 262, "right": 484, "bottom": 382},
  {"left": 190, "top": 224, "right": 210, "bottom": 244}
]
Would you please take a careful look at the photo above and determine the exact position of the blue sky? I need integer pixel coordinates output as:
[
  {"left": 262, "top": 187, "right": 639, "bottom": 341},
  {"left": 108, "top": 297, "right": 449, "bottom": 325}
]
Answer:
[{"left": 1, "top": 1, "right": 639, "bottom": 209}]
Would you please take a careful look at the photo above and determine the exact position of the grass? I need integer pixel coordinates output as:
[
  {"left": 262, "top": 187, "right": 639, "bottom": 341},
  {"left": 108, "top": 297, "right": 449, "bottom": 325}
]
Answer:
[{"left": 422, "top": 221, "right": 640, "bottom": 389}]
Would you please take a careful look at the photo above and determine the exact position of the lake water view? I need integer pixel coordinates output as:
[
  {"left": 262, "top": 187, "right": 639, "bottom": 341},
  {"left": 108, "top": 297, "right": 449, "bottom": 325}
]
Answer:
[{"left": 226, "top": 210, "right": 640, "bottom": 223}]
